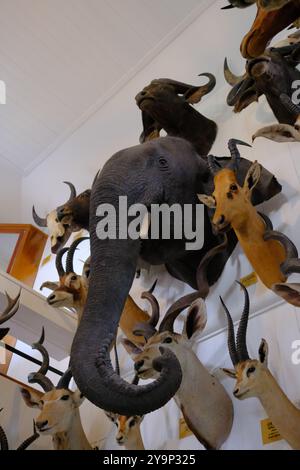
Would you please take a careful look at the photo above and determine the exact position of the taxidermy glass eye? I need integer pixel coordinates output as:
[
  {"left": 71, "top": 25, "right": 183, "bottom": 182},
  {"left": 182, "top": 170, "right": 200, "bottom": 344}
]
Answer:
[
  {"left": 71, "top": 275, "right": 77, "bottom": 281},
  {"left": 247, "top": 366, "right": 256, "bottom": 377},
  {"left": 163, "top": 337, "right": 172, "bottom": 344},
  {"left": 230, "top": 184, "right": 238, "bottom": 191},
  {"left": 60, "top": 395, "right": 70, "bottom": 401},
  {"left": 129, "top": 419, "right": 136, "bottom": 428}
]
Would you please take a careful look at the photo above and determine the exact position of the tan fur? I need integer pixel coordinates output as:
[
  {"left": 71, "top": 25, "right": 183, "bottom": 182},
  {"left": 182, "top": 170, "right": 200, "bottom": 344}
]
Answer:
[
  {"left": 199, "top": 165, "right": 287, "bottom": 291},
  {"left": 224, "top": 351, "right": 300, "bottom": 449},
  {"left": 20, "top": 387, "right": 91, "bottom": 450},
  {"left": 126, "top": 325, "right": 233, "bottom": 449},
  {"left": 106, "top": 413, "right": 144, "bottom": 450}
]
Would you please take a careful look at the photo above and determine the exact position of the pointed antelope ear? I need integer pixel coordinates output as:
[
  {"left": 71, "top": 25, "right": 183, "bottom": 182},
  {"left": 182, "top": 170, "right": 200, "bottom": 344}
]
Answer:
[
  {"left": 198, "top": 194, "right": 216, "bottom": 208},
  {"left": 121, "top": 338, "right": 143, "bottom": 358},
  {"left": 258, "top": 338, "right": 268, "bottom": 366},
  {"left": 19, "top": 387, "right": 43, "bottom": 408},
  {"left": 184, "top": 298, "right": 207, "bottom": 340},
  {"left": 221, "top": 368, "right": 237, "bottom": 379},
  {"left": 73, "top": 390, "right": 85, "bottom": 407},
  {"left": 243, "top": 161, "right": 261, "bottom": 193}
]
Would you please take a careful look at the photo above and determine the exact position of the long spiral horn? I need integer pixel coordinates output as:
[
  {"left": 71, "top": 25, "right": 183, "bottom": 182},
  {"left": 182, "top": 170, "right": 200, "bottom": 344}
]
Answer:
[{"left": 28, "top": 328, "right": 54, "bottom": 392}]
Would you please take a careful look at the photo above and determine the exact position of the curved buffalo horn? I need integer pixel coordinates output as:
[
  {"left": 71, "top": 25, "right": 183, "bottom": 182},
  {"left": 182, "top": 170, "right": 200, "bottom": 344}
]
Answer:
[
  {"left": 227, "top": 138, "right": 251, "bottom": 171},
  {"left": 63, "top": 181, "right": 77, "bottom": 202},
  {"left": 66, "top": 237, "right": 89, "bottom": 274},
  {"left": 0, "top": 290, "right": 21, "bottom": 325},
  {"left": 57, "top": 367, "right": 73, "bottom": 390},
  {"left": 224, "top": 58, "right": 247, "bottom": 86},
  {"left": 16, "top": 421, "right": 39, "bottom": 450},
  {"left": 28, "top": 328, "right": 54, "bottom": 392},
  {"left": 32, "top": 206, "right": 47, "bottom": 228},
  {"left": 152, "top": 74, "right": 216, "bottom": 102},
  {"left": 207, "top": 154, "right": 221, "bottom": 175},
  {"left": 226, "top": 76, "right": 255, "bottom": 107},
  {"left": 280, "top": 93, "right": 300, "bottom": 117},
  {"left": 159, "top": 291, "right": 201, "bottom": 333},
  {"left": 0, "top": 409, "right": 9, "bottom": 450},
  {"left": 56, "top": 248, "right": 68, "bottom": 278},
  {"left": 220, "top": 296, "right": 239, "bottom": 366},
  {"left": 235, "top": 282, "right": 250, "bottom": 362},
  {"left": 196, "top": 234, "right": 228, "bottom": 299}
]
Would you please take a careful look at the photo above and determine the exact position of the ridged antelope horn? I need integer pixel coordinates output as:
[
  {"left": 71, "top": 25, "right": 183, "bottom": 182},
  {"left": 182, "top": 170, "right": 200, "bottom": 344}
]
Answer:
[
  {"left": 196, "top": 234, "right": 228, "bottom": 299},
  {"left": 133, "top": 281, "right": 160, "bottom": 339},
  {"left": 66, "top": 237, "right": 89, "bottom": 274},
  {"left": 0, "top": 290, "right": 21, "bottom": 325},
  {"left": 28, "top": 328, "right": 54, "bottom": 392},
  {"left": 32, "top": 206, "right": 47, "bottom": 227},
  {"left": 220, "top": 296, "right": 239, "bottom": 366},
  {"left": 159, "top": 291, "right": 201, "bottom": 333},
  {"left": 55, "top": 248, "right": 68, "bottom": 278},
  {"left": 227, "top": 138, "right": 252, "bottom": 172},
  {"left": 224, "top": 58, "right": 247, "bottom": 86},
  {"left": 235, "top": 282, "right": 250, "bottom": 362},
  {"left": 258, "top": 212, "right": 273, "bottom": 231},
  {"left": 56, "top": 367, "right": 73, "bottom": 390},
  {"left": 16, "top": 421, "right": 39, "bottom": 450}
]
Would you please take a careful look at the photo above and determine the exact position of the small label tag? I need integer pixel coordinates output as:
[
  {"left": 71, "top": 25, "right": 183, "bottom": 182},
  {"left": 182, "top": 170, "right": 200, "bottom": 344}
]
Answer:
[
  {"left": 179, "top": 417, "right": 193, "bottom": 439},
  {"left": 261, "top": 418, "right": 282, "bottom": 445},
  {"left": 240, "top": 272, "right": 258, "bottom": 287},
  {"left": 41, "top": 254, "right": 51, "bottom": 267}
]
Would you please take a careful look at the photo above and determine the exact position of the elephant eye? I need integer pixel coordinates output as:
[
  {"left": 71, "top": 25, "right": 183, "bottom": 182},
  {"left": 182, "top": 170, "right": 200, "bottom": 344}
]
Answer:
[
  {"left": 163, "top": 337, "right": 172, "bottom": 344},
  {"left": 60, "top": 395, "right": 70, "bottom": 401},
  {"left": 247, "top": 366, "right": 256, "bottom": 377},
  {"left": 158, "top": 157, "right": 168, "bottom": 169}
]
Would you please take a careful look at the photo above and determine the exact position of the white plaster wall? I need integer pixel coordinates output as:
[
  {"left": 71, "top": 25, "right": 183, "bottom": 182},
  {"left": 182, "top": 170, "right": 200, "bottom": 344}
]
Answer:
[
  {"left": 4, "top": 0, "right": 300, "bottom": 450},
  {"left": 0, "top": 158, "right": 22, "bottom": 223}
]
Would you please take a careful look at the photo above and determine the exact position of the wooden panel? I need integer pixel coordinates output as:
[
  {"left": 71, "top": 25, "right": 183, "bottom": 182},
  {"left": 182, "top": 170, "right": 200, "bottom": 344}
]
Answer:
[
  {"left": 0, "top": 335, "right": 16, "bottom": 376},
  {"left": 0, "top": 224, "right": 47, "bottom": 288}
]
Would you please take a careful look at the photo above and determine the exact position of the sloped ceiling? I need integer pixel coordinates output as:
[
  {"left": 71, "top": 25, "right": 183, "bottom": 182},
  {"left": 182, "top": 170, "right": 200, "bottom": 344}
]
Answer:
[{"left": 0, "top": 0, "right": 213, "bottom": 175}]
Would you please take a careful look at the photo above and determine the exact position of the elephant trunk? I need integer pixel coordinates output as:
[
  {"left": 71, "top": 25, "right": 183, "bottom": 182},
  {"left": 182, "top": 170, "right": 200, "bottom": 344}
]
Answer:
[{"left": 70, "top": 174, "right": 182, "bottom": 415}]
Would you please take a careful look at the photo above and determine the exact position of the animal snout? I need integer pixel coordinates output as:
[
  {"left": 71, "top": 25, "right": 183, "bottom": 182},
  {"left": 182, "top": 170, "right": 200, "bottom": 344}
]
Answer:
[
  {"left": 36, "top": 420, "right": 48, "bottom": 431},
  {"left": 116, "top": 435, "right": 124, "bottom": 444},
  {"left": 57, "top": 206, "right": 68, "bottom": 221},
  {"left": 233, "top": 388, "right": 240, "bottom": 396},
  {"left": 135, "top": 90, "right": 148, "bottom": 105},
  {"left": 47, "top": 294, "right": 56, "bottom": 303},
  {"left": 135, "top": 360, "right": 144, "bottom": 371}
]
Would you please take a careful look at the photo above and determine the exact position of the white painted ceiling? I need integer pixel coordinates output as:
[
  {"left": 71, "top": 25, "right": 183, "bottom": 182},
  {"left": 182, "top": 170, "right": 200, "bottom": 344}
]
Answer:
[{"left": 0, "top": 0, "right": 213, "bottom": 175}]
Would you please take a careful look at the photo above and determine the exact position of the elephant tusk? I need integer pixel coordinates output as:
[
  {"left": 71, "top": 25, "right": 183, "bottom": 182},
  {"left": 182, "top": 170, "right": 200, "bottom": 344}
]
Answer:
[{"left": 140, "top": 212, "right": 150, "bottom": 239}]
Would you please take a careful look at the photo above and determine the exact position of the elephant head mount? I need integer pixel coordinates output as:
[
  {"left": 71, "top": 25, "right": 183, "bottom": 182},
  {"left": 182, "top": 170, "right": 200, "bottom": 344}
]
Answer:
[{"left": 70, "top": 135, "right": 281, "bottom": 416}]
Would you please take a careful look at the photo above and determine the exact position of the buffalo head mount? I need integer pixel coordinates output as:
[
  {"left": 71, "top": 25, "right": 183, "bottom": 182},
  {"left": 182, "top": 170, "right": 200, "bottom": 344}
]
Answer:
[{"left": 135, "top": 74, "right": 218, "bottom": 156}]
